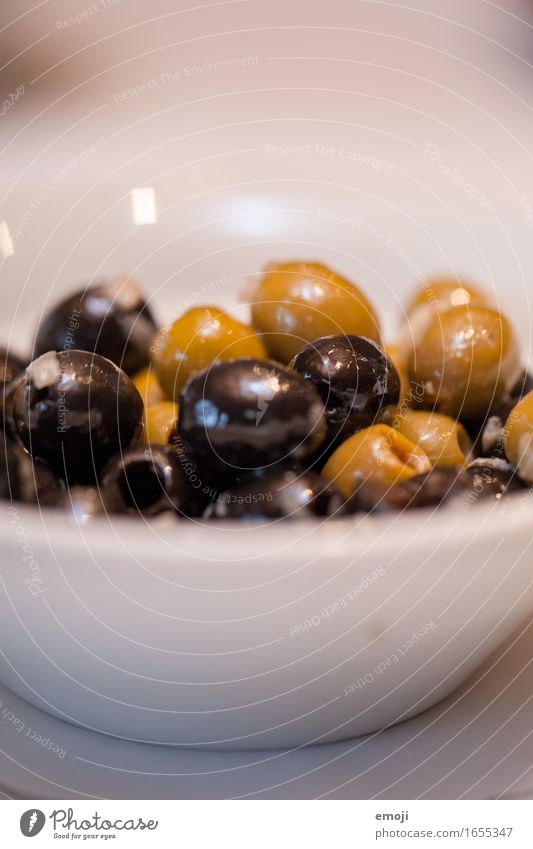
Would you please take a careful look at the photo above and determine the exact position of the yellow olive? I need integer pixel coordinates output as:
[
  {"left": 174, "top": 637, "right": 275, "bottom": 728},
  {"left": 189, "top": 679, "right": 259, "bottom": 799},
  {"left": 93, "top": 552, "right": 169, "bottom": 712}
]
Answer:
[
  {"left": 394, "top": 410, "right": 472, "bottom": 468},
  {"left": 322, "top": 423, "right": 431, "bottom": 498},
  {"left": 251, "top": 261, "right": 380, "bottom": 363},
  {"left": 408, "top": 305, "right": 521, "bottom": 420},
  {"left": 142, "top": 402, "right": 179, "bottom": 446},
  {"left": 132, "top": 366, "right": 165, "bottom": 407},
  {"left": 398, "top": 280, "right": 494, "bottom": 365},
  {"left": 150, "top": 306, "right": 267, "bottom": 399},
  {"left": 406, "top": 278, "right": 492, "bottom": 316},
  {"left": 386, "top": 344, "right": 412, "bottom": 411},
  {"left": 504, "top": 390, "right": 533, "bottom": 482}
]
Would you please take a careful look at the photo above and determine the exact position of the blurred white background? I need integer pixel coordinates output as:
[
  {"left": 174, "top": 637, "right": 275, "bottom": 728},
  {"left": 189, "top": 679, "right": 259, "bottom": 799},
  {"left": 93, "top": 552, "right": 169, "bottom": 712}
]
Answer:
[{"left": 1, "top": 0, "right": 533, "bottom": 349}]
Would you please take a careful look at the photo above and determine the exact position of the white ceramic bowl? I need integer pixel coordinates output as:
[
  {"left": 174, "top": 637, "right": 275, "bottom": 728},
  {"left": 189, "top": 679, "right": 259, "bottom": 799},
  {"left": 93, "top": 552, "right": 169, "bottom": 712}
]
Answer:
[
  {"left": 2, "top": 237, "right": 532, "bottom": 750},
  {"left": 2, "top": 9, "right": 533, "bottom": 747},
  {"left": 2, "top": 490, "right": 533, "bottom": 750}
]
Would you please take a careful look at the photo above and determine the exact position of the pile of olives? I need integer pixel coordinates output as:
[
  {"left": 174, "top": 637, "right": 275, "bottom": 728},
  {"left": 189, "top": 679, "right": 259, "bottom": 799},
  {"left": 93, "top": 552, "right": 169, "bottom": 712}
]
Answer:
[{"left": 2, "top": 265, "right": 532, "bottom": 522}]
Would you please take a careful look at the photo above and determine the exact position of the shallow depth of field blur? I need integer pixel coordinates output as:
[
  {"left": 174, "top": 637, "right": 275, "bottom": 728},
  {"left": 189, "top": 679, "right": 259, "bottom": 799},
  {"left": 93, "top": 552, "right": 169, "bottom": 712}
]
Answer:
[{"left": 1, "top": 0, "right": 533, "bottom": 354}]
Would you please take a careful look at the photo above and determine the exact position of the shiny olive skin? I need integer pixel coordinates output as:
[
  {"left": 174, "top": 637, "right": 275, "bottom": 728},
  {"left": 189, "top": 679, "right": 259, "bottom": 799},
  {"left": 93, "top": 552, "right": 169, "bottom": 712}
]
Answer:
[
  {"left": 406, "top": 278, "right": 492, "bottom": 316},
  {"left": 35, "top": 279, "right": 156, "bottom": 376},
  {"left": 142, "top": 401, "right": 179, "bottom": 446},
  {"left": 0, "top": 349, "right": 26, "bottom": 432},
  {"left": 0, "top": 434, "right": 20, "bottom": 500},
  {"left": 468, "top": 372, "right": 533, "bottom": 459},
  {"left": 344, "top": 466, "right": 468, "bottom": 513},
  {"left": 101, "top": 445, "right": 206, "bottom": 516},
  {"left": 0, "top": 348, "right": 25, "bottom": 390},
  {"left": 322, "top": 424, "right": 431, "bottom": 498},
  {"left": 132, "top": 366, "right": 165, "bottom": 407},
  {"left": 398, "top": 283, "right": 495, "bottom": 370},
  {"left": 504, "top": 389, "right": 533, "bottom": 483},
  {"left": 290, "top": 335, "right": 400, "bottom": 445},
  {"left": 13, "top": 350, "right": 144, "bottom": 484},
  {"left": 151, "top": 307, "right": 267, "bottom": 399},
  {"left": 0, "top": 433, "right": 65, "bottom": 504},
  {"left": 345, "top": 458, "right": 519, "bottom": 514},
  {"left": 178, "top": 358, "right": 327, "bottom": 484},
  {"left": 408, "top": 305, "right": 521, "bottom": 420},
  {"left": 386, "top": 344, "right": 411, "bottom": 410},
  {"left": 394, "top": 410, "right": 472, "bottom": 468},
  {"left": 475, "top": 414, "right": 506, "bottom": 459},
  {"left": 204, "top": 468, "right": 344, "bottom": 520},
  {"left": 2, "top": 375, "right": 24, "bottom": 436},
  {"left": 251, "top": 261, "right": 380, "bottom": 363},
  {"left": 463, "top": 457, "right": 523, "bottom": 499},
  {"left": 511, "top": 371, "right": 533, "bottom": 401},
  {"left": 493, "top": 370, "right": 533, "bottom": 427}
]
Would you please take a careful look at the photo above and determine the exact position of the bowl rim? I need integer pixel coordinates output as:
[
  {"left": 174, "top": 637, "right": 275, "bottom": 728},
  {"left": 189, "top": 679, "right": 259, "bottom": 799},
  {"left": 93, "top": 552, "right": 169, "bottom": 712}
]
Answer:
[{"left": 5, "top": 484, "right": 533, "bottom": 567}]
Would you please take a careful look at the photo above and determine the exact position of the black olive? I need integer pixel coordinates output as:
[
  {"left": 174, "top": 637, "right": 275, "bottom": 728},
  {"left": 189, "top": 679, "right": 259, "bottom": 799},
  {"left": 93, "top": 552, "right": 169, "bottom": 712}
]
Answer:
[
  {"left": 34, "top": 279, "right": 156, "bottom": 376},
  {"left": 204, "top": 468, "right": 344, "bottom": 520},
  {"left": 13, "top": 350, "right": 143, "bottom": 484},
  {"left": 290, "top": 335, "right": 400, "bottom": 447},
  {"left": 232, "top": 457, "right": 305, "bottom": 486},
  {"left": 18, "top": 454, "right": 65, "bottom": 506},
  {"left": 0, "top": 434, "right": 20, "bottom": 500},
  {"left": 2, "top": 376, "right": 24, "bottom": 436},
  {"left": 178, "top": 358, "right": 326, "bottom": 485},
  {"left": 511, "top": 370, "right": 533, "bottom": 400},
  {"left": 473, "top": 414, "right": 506, "bottom": 459},
  {"left": 463, "top": 457, "right": 523, "bottom": 499},
  {"left": 0, "top": 347, "right": 26, "bottom": 389},
  {"left": 346, "top": 458, "right": 522, "bottom": 514},
  {"left": 101, "top": 445, "right": 205, "bottom": 516},
  {"left": 0, "top": 349, "right": 26, "bottom": 433},
  {"left": 2, "top": 377, "right": 20, "bottom": 437},
  {"left": 0, "top": 433, "right": 65, "bottom": 504},
  {"left": 343, "top": 466, "right": 468, "bottom": 513},
  {"left": 469, "top": 372, "right": 533, "bottom": 459}
]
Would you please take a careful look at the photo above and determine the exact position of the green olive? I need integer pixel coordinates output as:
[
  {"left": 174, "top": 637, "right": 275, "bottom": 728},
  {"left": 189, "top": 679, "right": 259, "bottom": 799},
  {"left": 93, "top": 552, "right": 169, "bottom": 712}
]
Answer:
[
  {"left": 132, "top": 366, "right": 165, "bottom": 406},
  {"left": 251, "top": 261, "right": 380, "bottom": 363},
  {"left": 406, "top": 277, "right": 494, "bottom": 315},
  {"left": 150, "top": 306, "right": 267, "bottom": 399},
  {"left": 504, "top": 390, "right": 533, "bottom": 482},
  {"left": 407, "top": 305, "right": 521, "bottom": 420},
  {"left": 142, "top": 401, "right": 179, "bottom": 446},
  {"left": 398, "top": 280, "right": 494, "bottom": 365},
  {"left": 406, "top": 278, "right": 492, "bottom": 316},
  {"left": 386, "top": 344, "right": 412, "bottom": 411},
  {"left": 394, "top": 410, "right": 472, "bottom": 467},
  {"left": 322, "top": 423, "right": 431, "bottom": 498}
]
